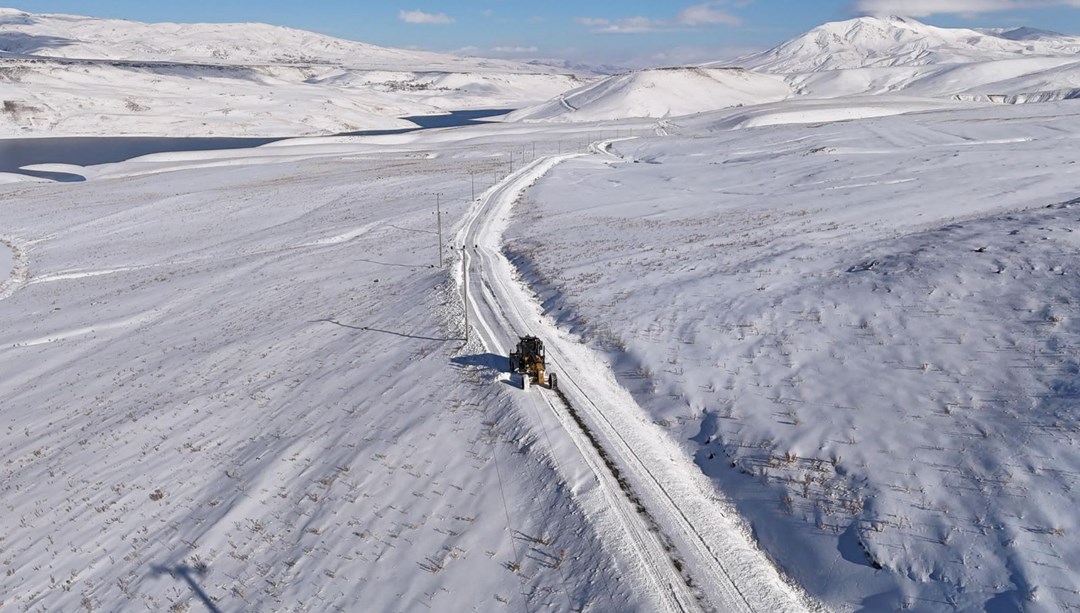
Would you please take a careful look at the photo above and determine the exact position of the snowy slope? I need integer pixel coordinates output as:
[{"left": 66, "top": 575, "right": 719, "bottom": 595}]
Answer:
[
  {"left": 504, "top": 99, "right": 1080, "bottom": 612},
  {"left": 507, "top": 67, "right": 791, "bottom": 123},
  {"left": 781, "top": 56, "right": 1080, "bottom": 100},
  {"left": 0, "top": 8, "right": 583, "bottom": 136}
]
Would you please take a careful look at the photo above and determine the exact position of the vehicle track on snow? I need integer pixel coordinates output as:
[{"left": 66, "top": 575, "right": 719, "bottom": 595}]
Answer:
[
  {"left": 0, "top": 237, "right": 30, "bottom": 301},
  {"left": 455, "top": 149, "right": 819, "bottom": 613}
]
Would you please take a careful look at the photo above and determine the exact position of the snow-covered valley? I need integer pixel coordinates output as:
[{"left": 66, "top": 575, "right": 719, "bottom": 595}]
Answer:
[{"left": 5, "top": 6, "right": 1080, "bottom": 613}]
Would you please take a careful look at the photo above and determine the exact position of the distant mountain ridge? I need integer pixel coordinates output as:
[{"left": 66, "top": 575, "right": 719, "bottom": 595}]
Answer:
[
  {"left": 509, "top": 15, "right": 1080, "bottom": 124},
  {"left": 0, "top": 7, "right": 581, "bottom": 137},
  {"left": 0, "top": 6, "right": 554, "bottom": 73}
]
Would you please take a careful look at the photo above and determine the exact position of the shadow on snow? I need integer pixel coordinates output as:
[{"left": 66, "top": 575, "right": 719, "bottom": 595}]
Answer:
[{"left": 150, "top": 563, "right": 222, "bottom": 613}]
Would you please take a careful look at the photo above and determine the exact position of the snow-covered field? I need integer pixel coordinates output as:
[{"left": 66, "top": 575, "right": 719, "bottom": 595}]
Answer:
[
  {"left": 0, "top": 129, "right": 667, "bottom": 612},
  {"left": 7, "top": 91, "right": 1080, "bottom": 612},
  {"left": 505, "top": 99, "right": 1080, "bottom": 612}
]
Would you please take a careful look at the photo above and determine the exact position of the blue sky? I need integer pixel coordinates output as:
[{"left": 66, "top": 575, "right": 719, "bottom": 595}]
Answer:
[{"left": 8, "top": 1, "right": 1080, "bottom": 66}]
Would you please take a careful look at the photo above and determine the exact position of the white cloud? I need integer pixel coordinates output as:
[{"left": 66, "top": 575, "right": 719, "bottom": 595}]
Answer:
[
  {"left": 575, "top": 17, "right": 612, "bottom": 27},
  {"left": 677, "top": 2, "right": 742, "bottom": 25},
  {"left": 853, "top": 0, "right": 1080, "bottom": 17},
  {"left": 576, "top": 2, "right": 743, "bottom": 34},
  {"left": 398, "top": 9, "right": 455, "bottom": 25},
  {"left": 492, "top": 45, "right": 540, "bottom": 53},
  {"left": 575, "top": 16, "right": 658, "bottom": 33}
]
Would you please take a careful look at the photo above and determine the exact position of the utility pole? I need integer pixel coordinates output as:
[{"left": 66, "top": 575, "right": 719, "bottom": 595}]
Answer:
[
  {"left": 470, "top": 172, "right": 475, "bottom": 201},
  {"left": 462, "top": 246, "right": 469, "bottom": 342},
  {"left": 435, "top": 193, "right": 443, "bottom": 268},
  {"left": 509, "top": 151, "right": 514, "bottom": 173}
]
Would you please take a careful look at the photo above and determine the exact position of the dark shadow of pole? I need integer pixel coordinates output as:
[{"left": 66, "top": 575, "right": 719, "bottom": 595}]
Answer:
[
  {"left": 451, "top": 353, "right": 510, "bottom": 373},
  {"left": 151, "top": 564, "right": 223, "bottom": 613},
  {"left": 313, "top": 318, "right": 455, "bottom": 342},
  {"left": 451, "top": 353, "right": 523, "bottom": 386}
]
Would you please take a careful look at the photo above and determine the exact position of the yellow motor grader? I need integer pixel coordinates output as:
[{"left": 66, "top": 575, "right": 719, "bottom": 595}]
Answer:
[{"left": 509, "top": 335, "right": 557, "bottom": 390}]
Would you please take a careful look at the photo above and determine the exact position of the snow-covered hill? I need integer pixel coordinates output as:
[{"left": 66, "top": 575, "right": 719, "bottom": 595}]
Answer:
[
  {"left": 0, "top": 7, "right": 549, "bottom": 72},
  {"left": 0, "top": 8, "right": 583, "bottom": 136},
  {"left": 507, "top": 98, "right": 1080, "bottom": 613},
  {"left": 506, "top": 67, "right": 791, "bottom": 123},
  {"left": 0, "top": 59, "right": 582, "bottom": 137}
]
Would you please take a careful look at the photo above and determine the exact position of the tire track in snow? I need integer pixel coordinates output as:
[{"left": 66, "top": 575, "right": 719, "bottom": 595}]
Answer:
[
  {"left": 22, "top": 222, "right": 383, "bottom": 289},
  {"left": 456, "top": 150, "right": 821, "bottom": 613},
  {"left": 0, "top": 237, "right": 30, "bottom": 301},
  {"left": 8, "top": 311, "right": 162, "bottom": 348}
]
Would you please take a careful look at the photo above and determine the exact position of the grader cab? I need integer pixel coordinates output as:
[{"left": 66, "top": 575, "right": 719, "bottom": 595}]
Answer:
[{"left": 509, "top": 335, "right": 557, "bottom": 390}]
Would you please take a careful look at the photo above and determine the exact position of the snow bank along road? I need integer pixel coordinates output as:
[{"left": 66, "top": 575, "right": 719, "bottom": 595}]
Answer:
[{"left": 456, "top": 149, "right": 818, "bottom": 613}]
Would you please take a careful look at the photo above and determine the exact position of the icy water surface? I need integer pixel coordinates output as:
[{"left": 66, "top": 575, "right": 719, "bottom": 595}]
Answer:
[{"left": 0, "top": 109, "right": 512, "bottom": 181}]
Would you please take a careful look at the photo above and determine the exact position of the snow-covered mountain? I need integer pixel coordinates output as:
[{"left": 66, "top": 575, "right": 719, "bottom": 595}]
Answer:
[
  {"left": 509, "top": 16, "right": 1080, "bottom": 126},
  {"left": 736, "top": 15, "right": 1080, "bottom": 74},
  {"left": 722, "top": 16, "right": 1080, "bottom": 105},
  {"left": 985, "top": 25, "right": 1079, "bottom": 43},
  {"left": 507, "top": 67, "right": 791, "bottom": 123},
  {"left": 0, "top": 8, "right": 583, "bottom": 136}
]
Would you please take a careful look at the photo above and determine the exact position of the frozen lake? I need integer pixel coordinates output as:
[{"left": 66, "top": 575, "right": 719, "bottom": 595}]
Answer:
[
  {"left": 0, "top": 136, "right": 281, "bottom": 182},
  {"left": 0, "top": 109, "right": 511, "bottom": 181}
]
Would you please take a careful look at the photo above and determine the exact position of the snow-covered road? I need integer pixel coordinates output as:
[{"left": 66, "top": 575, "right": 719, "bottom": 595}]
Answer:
[{"left": 456, "top": 152, "right": 817, "bottom": 613}]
